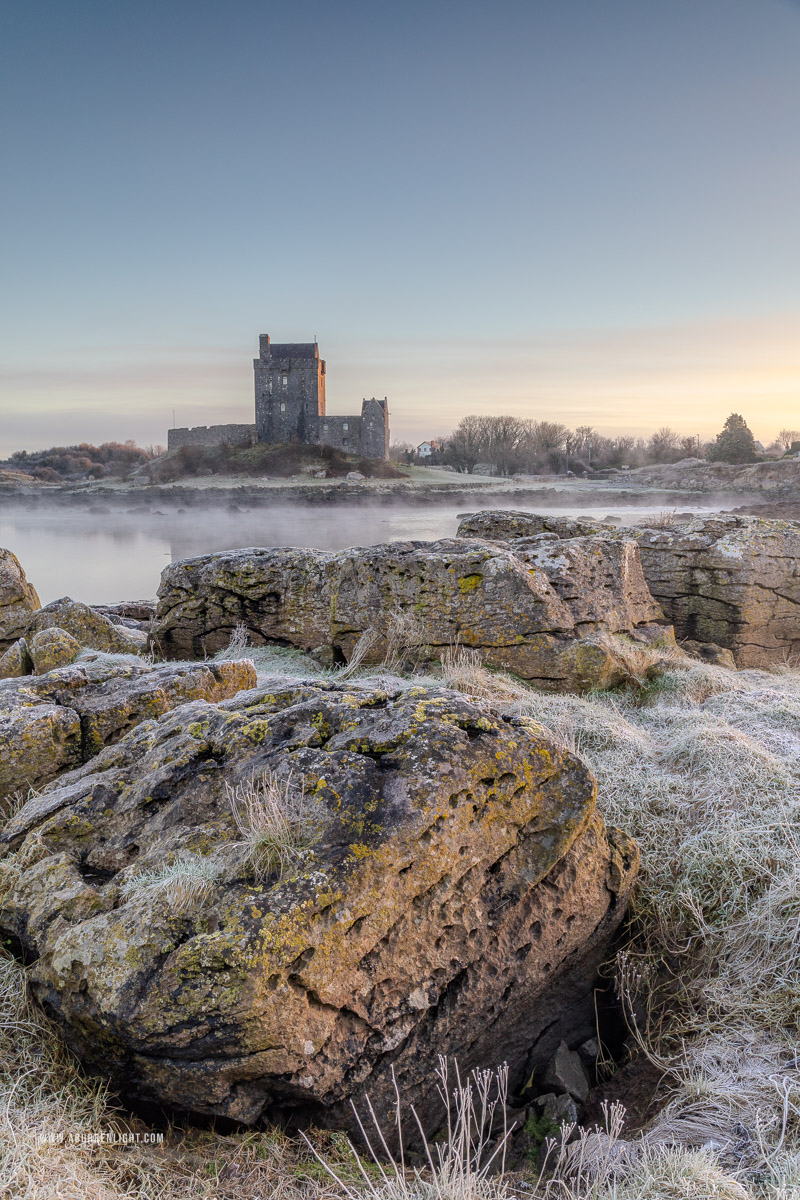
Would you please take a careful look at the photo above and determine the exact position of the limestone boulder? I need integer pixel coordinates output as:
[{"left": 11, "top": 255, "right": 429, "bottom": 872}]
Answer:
[
  {"left": 681, "top": 640, "right": 737, "bottom": 669},
  {"left": 151, "top": 538, "right": 668, "bottom": 691},
  {"left": 0, "top": 703, "right": 82, "bottom": 803},
  {"left": 0, "top": 638, "right": 33, "bottom": 679},
  {"left": 27, "top": 597, "right": 144, "bottom": 656},
  {"left": 0, "top": 679, "right": 638, "bottom": 1129},
  {"left": 627, "top": 517, "right": 800, "bottom": 667},
  {"left": 0, "top": 548, "right": 41, "bottom": 650},
  {"left": 456, "top": 510, "right": 800, "bottom": 668},
  {"left": 30, "top": 627, "right": 82, "bottom": 674},
  {"left": 457, "top": 511, "right": 614, "bottom": 540},
  {"left": 0, "top": 658, "right": 255, "bottom": 801}
]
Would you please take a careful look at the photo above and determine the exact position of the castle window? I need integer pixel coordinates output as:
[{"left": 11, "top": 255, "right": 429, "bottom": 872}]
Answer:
[
  {"left": 282, "top": 375, "right": 288, "bottom": 386},
  {"left": 280, "top": 403, "right": 286, "bottom": 412},
  {"left": 343, "top": 423, "right": 348, "bottom": 431}
]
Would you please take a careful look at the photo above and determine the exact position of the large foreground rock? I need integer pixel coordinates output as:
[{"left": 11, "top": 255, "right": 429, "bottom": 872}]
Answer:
[
  {"left": 0, "top": 680, "right": 638, "bottom": 1129},
  {"left": 151, "top": 538, "right": 669, "bottom": 691},
  {"left": 0, "top": 548, "right": 41, "bottom": 649},
  {"left": 458, "top": 511, "right": 800, "bottom": 668},
  {"left": 0, "top": 658, "right": 255, "bottom": 801}
]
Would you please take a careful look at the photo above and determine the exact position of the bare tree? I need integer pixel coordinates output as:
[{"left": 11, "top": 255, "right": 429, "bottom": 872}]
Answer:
[
  {"left": 679, "top": 435, "right": 703, "bottom": 459},
  {"left": 648, "top": 426, "right": 681, "bottom": 463},
  {"left": 445, "top": 415, "right": 485, "bottom": 473},
  {"left": 483, "top": 415, "right": 525, "bottom": 475},
  {"left": 521, "top": 421, "right": 568, "bottom": 472}
]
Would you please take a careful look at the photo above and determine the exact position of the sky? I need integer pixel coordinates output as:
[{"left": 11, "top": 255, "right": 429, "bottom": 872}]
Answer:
[{"left": 1, "top": 0, "right": 799, "bottom": 456}]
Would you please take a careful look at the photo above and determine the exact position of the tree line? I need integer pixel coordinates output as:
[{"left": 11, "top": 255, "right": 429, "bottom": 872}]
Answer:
[{"left": 394, "top": 415, "right": 800, "bottom": 475}]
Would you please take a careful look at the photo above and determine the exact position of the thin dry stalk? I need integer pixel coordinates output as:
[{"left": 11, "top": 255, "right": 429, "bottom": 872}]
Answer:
[
  {"left": 302, "top": 1056, "right": 515, "bottom": 1200},
  {"left": 225, "top": 621, "right": 252, "bottom": 654}
]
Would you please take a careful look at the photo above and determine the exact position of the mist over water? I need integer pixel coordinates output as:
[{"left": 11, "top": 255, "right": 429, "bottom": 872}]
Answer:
[{"left": 1, "top": 499, "right": 726, "bottom": 605}]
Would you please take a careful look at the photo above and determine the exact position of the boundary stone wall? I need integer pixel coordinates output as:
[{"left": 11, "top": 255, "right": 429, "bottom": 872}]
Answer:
[{"left": 167, "top": 425, "right": 256, "bottom": 451}]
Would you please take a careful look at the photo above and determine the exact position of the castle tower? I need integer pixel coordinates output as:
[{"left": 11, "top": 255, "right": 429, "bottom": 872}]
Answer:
[
  {"left": 254, "top": 335, "right": 326, "bottom": 443},
  {"left": 360, "top": 397, "right": 390, "bottom": 459}
]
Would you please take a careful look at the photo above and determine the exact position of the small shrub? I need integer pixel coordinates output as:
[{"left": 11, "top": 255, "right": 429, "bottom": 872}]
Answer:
[
  {"left": 649, "top": 509, "right": 678, "bottom": 528},
  {"left": 356, "top": 457, "right": 405, "bottom": 480}
]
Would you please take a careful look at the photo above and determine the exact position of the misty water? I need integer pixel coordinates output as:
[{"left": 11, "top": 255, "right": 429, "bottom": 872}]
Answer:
[{"left": 2, "top": 499, "right": 725, "bottom": 605}]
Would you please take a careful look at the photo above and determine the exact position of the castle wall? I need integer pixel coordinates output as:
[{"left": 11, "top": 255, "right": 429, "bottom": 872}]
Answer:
[
  {"left": 168, "top": 424, "right": 256, "bottom": 451},
  {"left": 314, "top": 415, "right": 362, "bottom": 455}
]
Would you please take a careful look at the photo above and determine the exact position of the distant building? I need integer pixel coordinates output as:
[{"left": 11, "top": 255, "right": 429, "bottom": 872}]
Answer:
[
  {"left": 417, "top": 440, "right": 442, "bottom": 458},
  {"left": 168, "top": 336, "right": 390, "bottom": 459}
]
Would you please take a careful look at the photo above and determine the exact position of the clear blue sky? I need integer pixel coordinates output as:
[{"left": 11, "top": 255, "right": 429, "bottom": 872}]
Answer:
[{"left": 1, "top": 0, "right": 799, "bottom": 454}]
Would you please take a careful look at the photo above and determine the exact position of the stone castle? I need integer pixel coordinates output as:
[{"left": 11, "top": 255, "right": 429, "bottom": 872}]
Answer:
[{"left": 168, "top": 336, "right": 390, "bottom": 459}]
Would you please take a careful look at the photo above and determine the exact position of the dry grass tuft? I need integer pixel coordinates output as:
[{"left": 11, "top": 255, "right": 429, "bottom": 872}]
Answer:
[
  {"left": 121, "top": 853, "right": 220, "bottom": 913},
  {"left": 437, "top": 645, "right": 530, "bottom": 705},
  {"left": 225, "top": 769, "right": 322, "bottom": 882},
  {"left": 340, "top": 609, "right": 431, "bottom": 681},
  {"left": 596, "top": 1144, "right": 752, "bottom": 1199}
]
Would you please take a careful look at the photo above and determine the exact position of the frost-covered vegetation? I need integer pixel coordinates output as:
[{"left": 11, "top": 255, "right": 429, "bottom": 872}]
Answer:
[
  {"left": 151, "top": 440, "right": 405, "bottom": 482},
  {"left": 434, "top": 648, "right": 800, "bottom": 1197},
  {"left": 4, "top": 441, "right": 158, "bottom": 482},
  {"left": 2, "top": 641, "right": 800, "bottom": 1197}
]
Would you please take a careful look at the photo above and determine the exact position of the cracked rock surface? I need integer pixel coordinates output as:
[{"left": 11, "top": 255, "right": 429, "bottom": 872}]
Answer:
[
  {"left": 0, "top": 657, "right": 255, "bottom": 800},
  {"left": 0, "top": 679, "right": 638, "bottom": 1130},
  {"left": 151, "top": 537, "right": 668, "bottom": 691},
  {"left": 630, "top": 516, "right": 800, "bottom": 667},
  {"left": 455, "top": 510, "right": 800, "bottom": 668}
]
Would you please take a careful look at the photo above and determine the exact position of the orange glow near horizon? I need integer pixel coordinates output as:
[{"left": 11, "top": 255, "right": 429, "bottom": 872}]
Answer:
[{"left": 2, "top": 315, "right": 799, "bottom": 456}]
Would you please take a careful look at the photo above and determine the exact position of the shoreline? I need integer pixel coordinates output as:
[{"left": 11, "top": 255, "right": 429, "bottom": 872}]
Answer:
[
  {"left": 2, "top": 460, "right": 800, "bottom": 523},
  {"left": 0, "top": 477, "right": 758, "bottom": 513}
]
